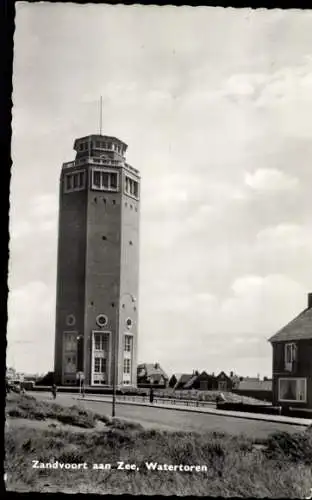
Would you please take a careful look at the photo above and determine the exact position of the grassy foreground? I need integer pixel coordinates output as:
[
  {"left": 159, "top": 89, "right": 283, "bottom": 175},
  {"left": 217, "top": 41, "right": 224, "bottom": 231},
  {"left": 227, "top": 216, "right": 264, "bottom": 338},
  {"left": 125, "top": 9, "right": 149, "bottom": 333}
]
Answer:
[
  {"left": 5, "top": 394, "right": 312, "bottom": 496},
  {"left": 6, "top": 392, "right": 111, "bottom": 428}
]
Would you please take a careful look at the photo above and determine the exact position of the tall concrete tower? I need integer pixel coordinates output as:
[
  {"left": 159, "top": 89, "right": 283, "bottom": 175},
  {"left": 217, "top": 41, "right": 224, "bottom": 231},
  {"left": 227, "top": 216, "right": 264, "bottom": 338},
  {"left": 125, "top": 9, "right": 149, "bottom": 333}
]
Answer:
[{"left": 54, "top": 135, "right": 140, "bottom": 387}]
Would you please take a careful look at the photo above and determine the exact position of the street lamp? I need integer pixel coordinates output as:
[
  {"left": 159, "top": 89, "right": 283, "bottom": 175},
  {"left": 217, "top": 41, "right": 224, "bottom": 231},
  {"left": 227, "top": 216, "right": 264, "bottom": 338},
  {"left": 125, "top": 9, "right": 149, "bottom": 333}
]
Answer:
[
  {"left": 76, "top": 335, "right": 84, "bottom": 395},
  {"left": 112, "top": 292, "right": 136, "bottom": 417}
]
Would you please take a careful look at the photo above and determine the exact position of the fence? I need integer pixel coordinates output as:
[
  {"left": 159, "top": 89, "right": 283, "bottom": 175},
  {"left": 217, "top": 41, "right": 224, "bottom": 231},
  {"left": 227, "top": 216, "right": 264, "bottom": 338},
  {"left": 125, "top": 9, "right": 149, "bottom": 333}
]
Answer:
[{"left": 106, "top": 394, "right": 216, "bottom": 408}]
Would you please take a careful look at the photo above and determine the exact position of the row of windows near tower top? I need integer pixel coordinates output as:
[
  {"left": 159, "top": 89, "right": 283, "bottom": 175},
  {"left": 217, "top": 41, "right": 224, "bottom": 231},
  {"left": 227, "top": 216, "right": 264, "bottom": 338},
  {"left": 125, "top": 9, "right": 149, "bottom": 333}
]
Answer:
[
  {"left": 77, "top": 140, "right": 124, "bottom": 155},
  {"left": 64, "top": 169, "right": 139, "bottom": 199}
]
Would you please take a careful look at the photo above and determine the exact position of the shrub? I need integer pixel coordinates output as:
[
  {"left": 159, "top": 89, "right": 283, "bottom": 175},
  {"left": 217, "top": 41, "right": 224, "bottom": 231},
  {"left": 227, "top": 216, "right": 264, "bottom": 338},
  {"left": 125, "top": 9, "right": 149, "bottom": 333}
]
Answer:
[
  {"left": 58, "top": 444, "right": 85, "bottom": 463},
  {"left": 8, "top": 408, "right": 28, "bottom": 418},
  {"left": 265, "top": 431, "right": 312, "bottom": 464}
]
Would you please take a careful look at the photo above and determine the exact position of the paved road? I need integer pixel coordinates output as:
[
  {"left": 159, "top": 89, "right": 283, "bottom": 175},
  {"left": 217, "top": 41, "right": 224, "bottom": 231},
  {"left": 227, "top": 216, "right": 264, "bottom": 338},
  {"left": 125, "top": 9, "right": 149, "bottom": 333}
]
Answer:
[{"left": 32, "top": 391, "right": 306, "bottom": 438}]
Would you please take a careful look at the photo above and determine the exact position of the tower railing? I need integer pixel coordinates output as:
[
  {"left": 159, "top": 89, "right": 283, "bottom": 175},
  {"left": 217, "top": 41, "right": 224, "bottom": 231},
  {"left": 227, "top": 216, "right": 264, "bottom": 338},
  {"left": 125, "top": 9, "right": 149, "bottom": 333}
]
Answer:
[{"left": 62, "top": 158, "right": 139, "bottom": 175}]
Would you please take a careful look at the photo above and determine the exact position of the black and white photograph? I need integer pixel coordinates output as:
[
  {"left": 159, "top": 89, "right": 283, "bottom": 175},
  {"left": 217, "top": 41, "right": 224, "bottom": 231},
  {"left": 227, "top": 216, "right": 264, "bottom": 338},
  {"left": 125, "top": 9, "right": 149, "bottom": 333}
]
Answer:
[{"left": 5, "top": 3, "right": 312, "bottom": 496}]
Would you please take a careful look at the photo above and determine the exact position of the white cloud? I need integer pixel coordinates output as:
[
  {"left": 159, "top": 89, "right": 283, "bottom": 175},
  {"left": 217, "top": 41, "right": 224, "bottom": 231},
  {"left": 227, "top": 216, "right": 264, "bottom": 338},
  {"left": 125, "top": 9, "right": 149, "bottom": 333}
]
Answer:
[
  {"left": 7, "top": 281, "right": 55, "bottom": 372},
  {"left": 220, "top": 274, "right": 306, "bottom": 335},
  {"left": 244, "top": 168, "right": 299, "bottom": 192},
  {"left": 222, "top": 73, "right": 267, "bottom": 98},
  {"left": 257, "top": 223, "right": 312, "bottom": 248},
  {"left": 10, "top": 193, "right": 58, "bottom": 240}
]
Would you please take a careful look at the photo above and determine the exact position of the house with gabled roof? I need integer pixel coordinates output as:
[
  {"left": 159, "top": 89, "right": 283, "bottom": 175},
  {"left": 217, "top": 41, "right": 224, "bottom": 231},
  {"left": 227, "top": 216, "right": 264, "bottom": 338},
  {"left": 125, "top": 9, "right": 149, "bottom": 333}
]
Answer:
[
  {"left": 137, "top": 363, "right": 169, "bottom": 388},
  {"left": 215, "top": 371, "right": 234, "bottom": 392},
  {"left": 171, "top": 373, "right": 194, "bottom": 390},
  {"left": 269, "top": 293, "right": 312, "bottom": 409}
]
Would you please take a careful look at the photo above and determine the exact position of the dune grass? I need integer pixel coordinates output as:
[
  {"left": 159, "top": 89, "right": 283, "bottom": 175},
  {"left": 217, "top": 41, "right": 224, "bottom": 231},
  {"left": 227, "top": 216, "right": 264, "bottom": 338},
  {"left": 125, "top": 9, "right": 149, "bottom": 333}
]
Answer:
[
  {"left": 5, "top": 393, "right": 111, "bottom": 428},
  {"left": 5, "top": 394, "right": 312, "bottom": 496}
]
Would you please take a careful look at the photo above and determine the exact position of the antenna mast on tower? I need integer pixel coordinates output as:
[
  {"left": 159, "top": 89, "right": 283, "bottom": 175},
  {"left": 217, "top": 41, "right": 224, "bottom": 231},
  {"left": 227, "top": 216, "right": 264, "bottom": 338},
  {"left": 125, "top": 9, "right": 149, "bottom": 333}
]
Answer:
[{"left": 99, "top": 96, "right": 103, "bottom": 136}]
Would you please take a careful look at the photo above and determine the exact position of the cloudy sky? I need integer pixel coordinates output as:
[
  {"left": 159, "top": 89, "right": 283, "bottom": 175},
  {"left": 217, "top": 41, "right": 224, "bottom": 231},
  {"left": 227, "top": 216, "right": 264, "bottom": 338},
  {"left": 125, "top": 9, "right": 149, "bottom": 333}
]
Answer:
[{"left": 8, "top": 3, "right": 312, "bottom": 377}]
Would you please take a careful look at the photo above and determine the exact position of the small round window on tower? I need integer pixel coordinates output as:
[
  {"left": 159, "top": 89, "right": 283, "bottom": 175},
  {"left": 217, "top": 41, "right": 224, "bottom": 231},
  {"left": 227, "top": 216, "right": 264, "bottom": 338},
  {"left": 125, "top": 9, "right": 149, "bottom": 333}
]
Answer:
[
  {"left": 126, "top": 318, "right": 132, "bottom": 329},
  {"left": 66, "top": 314, "right": 76, "bottom": 326},
  {"left": 96, "top": 314, "right": 108, "bottom": 327}
]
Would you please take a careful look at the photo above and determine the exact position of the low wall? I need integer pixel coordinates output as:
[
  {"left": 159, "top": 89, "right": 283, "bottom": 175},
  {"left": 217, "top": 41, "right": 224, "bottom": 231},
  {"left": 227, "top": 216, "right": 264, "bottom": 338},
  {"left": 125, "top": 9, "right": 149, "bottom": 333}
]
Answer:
[
  {"left": 217, "top": 402, "right": 280, "bottom": 415},
  {"left": 232, "top": 389, "right": 273, "bottom": 403},
  {"left": 282, "top": 407, "right": 312, "bottom": 419}
]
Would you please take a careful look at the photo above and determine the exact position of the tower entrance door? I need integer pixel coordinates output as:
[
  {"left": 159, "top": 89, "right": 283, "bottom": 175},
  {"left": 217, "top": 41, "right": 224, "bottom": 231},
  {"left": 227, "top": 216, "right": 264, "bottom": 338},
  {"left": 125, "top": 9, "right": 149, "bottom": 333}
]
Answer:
[{"left": 91, "top": 331, "right": 110, "bottom": 385}]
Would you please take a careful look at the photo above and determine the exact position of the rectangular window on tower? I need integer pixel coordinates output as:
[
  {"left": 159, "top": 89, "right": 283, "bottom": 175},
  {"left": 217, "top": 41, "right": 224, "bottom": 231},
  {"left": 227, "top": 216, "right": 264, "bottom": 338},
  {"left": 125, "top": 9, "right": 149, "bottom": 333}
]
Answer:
[
  {"left": 65, "top": 175, "right": 72, "bottom": 191},
  {"left": 94, "top": 333, "right": 108, "bottom": 351},
  {"left": 110, "top": 173, "right": 118, "bottom": 189},
  {"left": 91, "top": 168, "right": 119, "bottom": 192},
  {"left": 124, "top": 175, "right": 139, "bottom": 200},
  {"left": 123, "top": 358, "right": 131, "bottom": 374},
  {"left": 64, "top": 333, "right": 77, "bottom": 352},
  {"left": 94, "top": 357, "right": 101, "bottom": 373},
  {"left": 102, "top": 173, "right": 109, "bottom": 189},
  {"left": 64, "top": 171, "right": 86, "bottom": 193},
  {"left": 124, "top": 335, "right": 132, "bottom": 353},
  {"left": 93, "top": 170, "right": 101, "bottom": 188},
  {"left": 100, "top": 358, "right": 107, "bottom": 373},
  {"left": 94, "top": 334, "right": 101, "bottom": 350}
]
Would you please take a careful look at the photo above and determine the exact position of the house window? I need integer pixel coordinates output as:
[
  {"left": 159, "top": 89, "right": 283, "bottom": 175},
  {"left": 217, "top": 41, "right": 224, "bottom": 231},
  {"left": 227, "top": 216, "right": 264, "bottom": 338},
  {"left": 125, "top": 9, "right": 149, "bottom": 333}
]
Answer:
[
  {"left": 278, "top": 378, "right": 307, "bottom": 402},
  {"left": 123, "top": 358, "right": 131, "bottom": 374},
  {"left": 64, "top": 170, "right": 86, "bottom": 193},
  {"left": 124, "top": 335, "right": 132, "bottom": 352},
  {"left": 124, "top": 175, "right": 139, "bottom": 200},
  {"left": 91, "top": 168, "right": 119, "bottom": 192},
  {"left": 218, "top": 381, "right": 227, "bottom": 391},
  {"left": 285, "top": 343, "right": 297, "bottom": 371}
]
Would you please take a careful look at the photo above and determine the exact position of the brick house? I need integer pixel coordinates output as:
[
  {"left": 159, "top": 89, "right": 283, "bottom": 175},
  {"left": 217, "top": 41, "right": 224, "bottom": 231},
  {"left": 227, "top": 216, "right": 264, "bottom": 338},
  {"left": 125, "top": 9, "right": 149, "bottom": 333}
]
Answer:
[
  {"left": 215, "top": 371, "right": 233, "bottom": 392},
  {"left": 169, "top": 373, "right": 193, "bottom": 390},
  {"left": 183, "top": 371, "right": 219, "bottom": 390},
  {"left": 269, "top": 293, "right": 312, "bottom": 409}
]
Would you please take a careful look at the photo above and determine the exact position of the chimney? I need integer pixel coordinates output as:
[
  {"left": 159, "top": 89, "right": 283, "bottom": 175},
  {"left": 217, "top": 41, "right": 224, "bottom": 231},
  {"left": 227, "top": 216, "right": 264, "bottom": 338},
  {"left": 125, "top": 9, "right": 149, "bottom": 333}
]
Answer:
[{"left": 308, "top": 293, "right": 312, "bottom": 309}]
